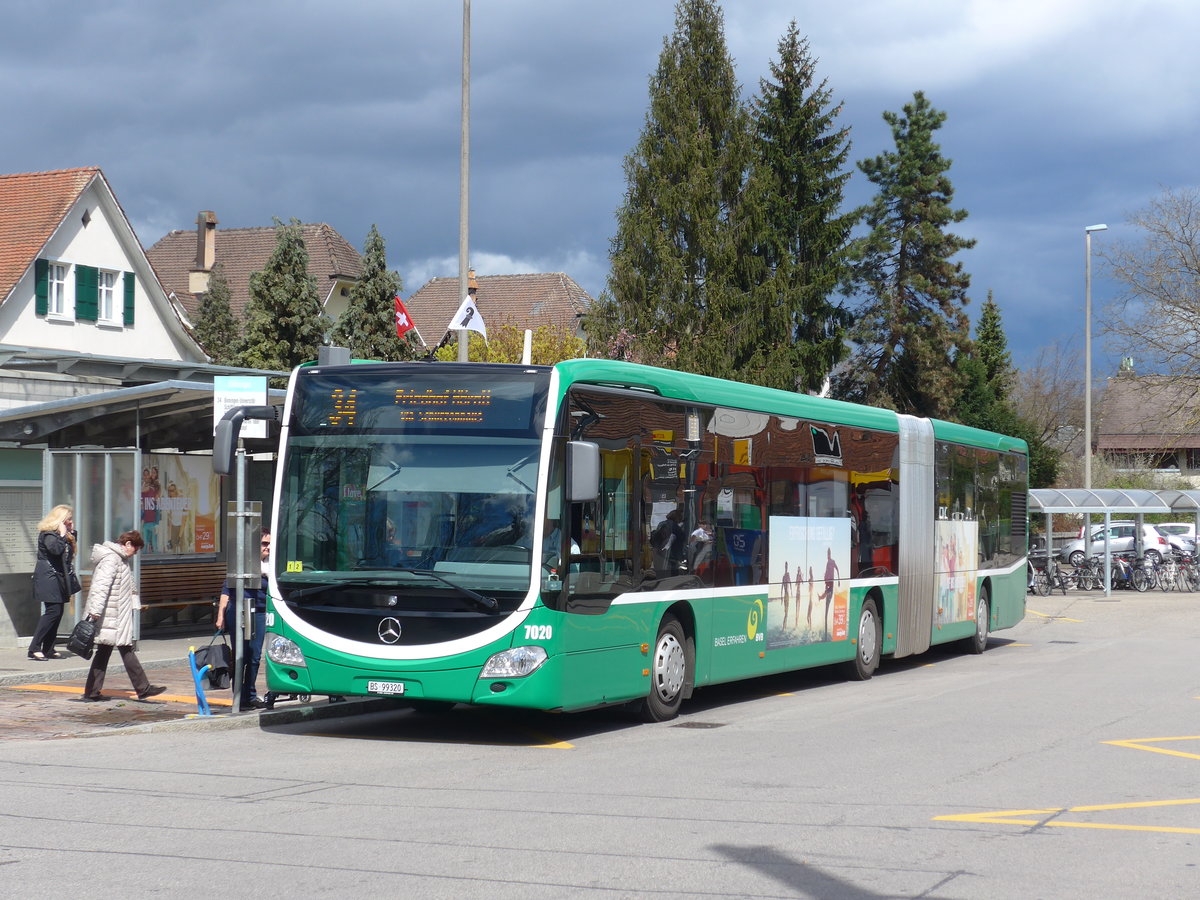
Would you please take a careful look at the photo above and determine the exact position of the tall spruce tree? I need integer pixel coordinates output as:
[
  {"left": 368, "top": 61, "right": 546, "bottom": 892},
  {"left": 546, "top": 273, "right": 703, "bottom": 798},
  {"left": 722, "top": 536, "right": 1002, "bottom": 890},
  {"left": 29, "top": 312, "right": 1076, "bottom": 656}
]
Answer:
[
  {"left": 740, "top": 21, "right": 855, "bottom": 392},
  {"left": 331, "top": 224, "right": 414, "bottom": 360},
  {"left": 975, "top": 290, "right": 1013, "bottom": 401},
  {"left": 836, "top": 91, "right": 974, "bottom": 417},
  {"left": 192, "top": 264, "right": 238, "bottom": 365},
  {"left": 235, "top": 218, "right": 325, "bottom": 373},
  {"left": 589, "top": 0, "right": 750, "bottom": 377}
]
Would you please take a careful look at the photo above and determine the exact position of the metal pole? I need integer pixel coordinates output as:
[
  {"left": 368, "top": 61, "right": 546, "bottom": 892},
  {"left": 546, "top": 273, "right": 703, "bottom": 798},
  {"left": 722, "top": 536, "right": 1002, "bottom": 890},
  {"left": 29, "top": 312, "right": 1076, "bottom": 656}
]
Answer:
[
  {"left": 233, "top": 446, "right": 245, "bottom": 712},
  {"left": 1083, "top": 224, "right": 1107, "bottom": 489},
  {"left": 1084, "top": 230, "right": 1093, "bottom": 489},
  {"left": 457, "top": 0, "right": 471, "bottom": 363}
]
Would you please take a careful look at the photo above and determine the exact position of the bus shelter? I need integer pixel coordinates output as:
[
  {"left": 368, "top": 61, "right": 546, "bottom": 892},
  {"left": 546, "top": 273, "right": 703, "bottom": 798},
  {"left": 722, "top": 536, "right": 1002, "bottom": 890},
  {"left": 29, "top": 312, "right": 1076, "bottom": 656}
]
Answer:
[{"left": 1028, "top": 488, "right": 1170, "bottom": 596}]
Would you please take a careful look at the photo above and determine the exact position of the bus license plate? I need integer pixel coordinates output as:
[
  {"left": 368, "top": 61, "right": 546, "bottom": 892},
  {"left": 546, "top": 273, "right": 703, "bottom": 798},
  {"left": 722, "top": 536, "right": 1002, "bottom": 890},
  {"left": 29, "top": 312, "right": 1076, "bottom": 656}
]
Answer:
[{"left": 367, "top": 681, "right": 405, "bottom": 695}]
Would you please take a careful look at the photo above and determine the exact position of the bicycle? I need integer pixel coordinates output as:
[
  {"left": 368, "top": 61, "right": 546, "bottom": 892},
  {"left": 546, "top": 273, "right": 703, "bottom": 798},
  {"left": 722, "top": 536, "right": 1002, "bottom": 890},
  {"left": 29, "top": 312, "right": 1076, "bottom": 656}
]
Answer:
[
  {"left": 1028, "top": 553, "right": 1056, "bottom": 596},
  {"left": 1072, "top": 554, "right": 1107, "bottom": 591}
]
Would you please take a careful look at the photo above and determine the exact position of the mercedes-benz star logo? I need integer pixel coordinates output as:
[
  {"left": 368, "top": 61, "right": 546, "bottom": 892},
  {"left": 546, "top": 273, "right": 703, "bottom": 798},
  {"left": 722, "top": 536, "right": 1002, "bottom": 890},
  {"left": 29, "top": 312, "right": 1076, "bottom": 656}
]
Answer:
[{"left": 378, "top": 617, "right": 402, "bottom": 644}]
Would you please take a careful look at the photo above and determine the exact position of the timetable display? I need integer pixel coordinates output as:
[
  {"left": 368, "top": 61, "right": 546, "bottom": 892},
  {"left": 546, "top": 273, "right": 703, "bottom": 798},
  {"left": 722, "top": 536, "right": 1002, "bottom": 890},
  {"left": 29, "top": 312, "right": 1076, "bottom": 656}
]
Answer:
[{"left": 294, "top": 370, "right": 545, "bottom": 435}]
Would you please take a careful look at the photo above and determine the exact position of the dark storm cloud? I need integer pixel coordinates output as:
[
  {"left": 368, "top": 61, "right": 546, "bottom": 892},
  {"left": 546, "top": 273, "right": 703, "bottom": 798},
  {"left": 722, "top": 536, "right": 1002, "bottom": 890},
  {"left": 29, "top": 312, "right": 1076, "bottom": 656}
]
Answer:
[{"left": 4, "top": 1, "right": 1198, "bottom": 369}]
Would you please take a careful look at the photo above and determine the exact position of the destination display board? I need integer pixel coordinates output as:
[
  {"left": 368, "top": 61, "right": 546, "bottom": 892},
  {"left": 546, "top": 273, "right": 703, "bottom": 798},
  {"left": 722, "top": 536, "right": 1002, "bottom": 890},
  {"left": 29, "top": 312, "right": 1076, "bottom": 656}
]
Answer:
[{"left": 293, "top": 370, "right": 545, "bottom": 435}]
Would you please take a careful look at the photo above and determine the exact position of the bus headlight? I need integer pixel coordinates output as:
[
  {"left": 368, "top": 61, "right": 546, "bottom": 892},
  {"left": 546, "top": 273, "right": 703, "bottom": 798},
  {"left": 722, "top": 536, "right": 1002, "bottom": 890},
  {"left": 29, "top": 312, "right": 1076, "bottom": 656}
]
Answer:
[
  {"left": 266, "top": 634, "right": 307, "bottom": 667},
  {"left": 480, "top": 646, "right": 547, "bottom": 679}
]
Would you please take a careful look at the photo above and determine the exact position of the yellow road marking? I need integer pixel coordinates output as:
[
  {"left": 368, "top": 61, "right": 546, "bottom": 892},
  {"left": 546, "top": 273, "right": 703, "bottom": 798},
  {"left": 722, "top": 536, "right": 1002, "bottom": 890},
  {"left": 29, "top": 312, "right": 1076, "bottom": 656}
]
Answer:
[
  {"left": 1027, "top": 609, "right": 1083, "bottom": 622},
  {"left": 9, "top": 683, "right": 231, "bottom": 706},
  {"left": 936, "top": 798, "right": 1200, "bottom": 835},
  {"left": 1103, "top": 736, "right": 1200, "bottom": 761}
]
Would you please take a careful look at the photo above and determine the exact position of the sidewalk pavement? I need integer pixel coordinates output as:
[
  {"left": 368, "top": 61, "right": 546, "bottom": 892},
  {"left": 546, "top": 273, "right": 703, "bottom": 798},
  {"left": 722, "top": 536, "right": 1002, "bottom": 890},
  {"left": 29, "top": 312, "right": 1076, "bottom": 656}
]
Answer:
[
  {"left": 0, "top": 632, "right": 397, "bottom": 741},
  {"left": 0, "top": 631, "right": 214, "bottom": 687}
]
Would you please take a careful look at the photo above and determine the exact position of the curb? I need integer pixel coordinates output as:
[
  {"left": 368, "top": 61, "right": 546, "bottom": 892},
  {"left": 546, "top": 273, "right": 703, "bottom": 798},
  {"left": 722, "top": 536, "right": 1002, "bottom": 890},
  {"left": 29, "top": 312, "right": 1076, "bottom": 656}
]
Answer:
[{"left": 61, "top": 696, "right": 410, "bottom": 740}]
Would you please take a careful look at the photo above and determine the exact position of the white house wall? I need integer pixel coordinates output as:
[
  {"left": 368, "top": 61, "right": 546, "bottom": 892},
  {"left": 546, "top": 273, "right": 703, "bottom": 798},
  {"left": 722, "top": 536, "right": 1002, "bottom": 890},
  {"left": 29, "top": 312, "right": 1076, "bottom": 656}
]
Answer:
[{"left": 0, "top": 181, "right": 201, "bottom": 362}]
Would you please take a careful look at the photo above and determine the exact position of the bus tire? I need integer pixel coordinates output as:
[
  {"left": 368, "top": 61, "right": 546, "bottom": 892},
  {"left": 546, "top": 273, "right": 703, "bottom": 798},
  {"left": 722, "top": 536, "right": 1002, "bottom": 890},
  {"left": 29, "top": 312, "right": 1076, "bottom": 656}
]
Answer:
[
  {"left": 846, "top": 596, "right": 880, "bottom": 681},
  {"left": 638, "top": 615, "right": 691, "bottom": 722},
  {"left": 966, "top": 587, "right": 990, "bottom": 654}
]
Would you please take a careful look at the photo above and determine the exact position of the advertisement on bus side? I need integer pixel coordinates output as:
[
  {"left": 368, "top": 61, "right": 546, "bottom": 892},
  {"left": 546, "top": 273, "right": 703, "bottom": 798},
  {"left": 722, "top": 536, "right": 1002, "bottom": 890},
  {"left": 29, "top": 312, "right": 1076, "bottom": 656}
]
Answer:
[{"left": 767, "top": 516, "right": 850, "bottom": 650}]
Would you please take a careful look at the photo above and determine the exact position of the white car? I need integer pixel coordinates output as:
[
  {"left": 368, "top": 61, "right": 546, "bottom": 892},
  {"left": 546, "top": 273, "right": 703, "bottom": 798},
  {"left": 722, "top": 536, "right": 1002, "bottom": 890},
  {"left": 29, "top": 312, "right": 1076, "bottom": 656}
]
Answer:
[
  {"left": 1156, "top": 522, "right": 1197, "bottom": 556},
  {"left": 1061, "top": 522, "right": 1171, "bottom": 567}
]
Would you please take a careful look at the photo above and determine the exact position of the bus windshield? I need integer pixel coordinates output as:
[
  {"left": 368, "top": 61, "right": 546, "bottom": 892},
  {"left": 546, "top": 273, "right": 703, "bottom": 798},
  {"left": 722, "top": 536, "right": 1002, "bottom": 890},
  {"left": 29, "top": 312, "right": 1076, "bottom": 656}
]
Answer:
[{"left": 274, "top": 366, "right": 550, "bottom": 608}]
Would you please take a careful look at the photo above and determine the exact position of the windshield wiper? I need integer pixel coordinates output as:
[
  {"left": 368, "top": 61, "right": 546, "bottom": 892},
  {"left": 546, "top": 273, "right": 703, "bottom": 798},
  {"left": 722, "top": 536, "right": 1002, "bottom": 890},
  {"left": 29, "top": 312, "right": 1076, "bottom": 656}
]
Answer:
[
  {"left": 505, "top": 450, "right": 538, "bottom": 493},
  {"left": 399, "top": 568, "right": 499, "bottom": 614},
  {"left": 284, "top": 577, "right": 403, "bottom": 602},
  {"left": 367, "top": 460, "right": 404, "bottom": 493}
]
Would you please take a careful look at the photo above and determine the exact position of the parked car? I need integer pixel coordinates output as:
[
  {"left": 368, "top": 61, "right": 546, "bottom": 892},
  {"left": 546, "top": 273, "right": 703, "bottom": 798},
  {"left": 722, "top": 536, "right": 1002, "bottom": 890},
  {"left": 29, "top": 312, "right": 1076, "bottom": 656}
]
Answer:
[
  {"left": 1156, "top": 522, "right": 1197, "bottom": 555},
  {"left": 1061, "top": 522, "right": 1171, "bottom": 567}
]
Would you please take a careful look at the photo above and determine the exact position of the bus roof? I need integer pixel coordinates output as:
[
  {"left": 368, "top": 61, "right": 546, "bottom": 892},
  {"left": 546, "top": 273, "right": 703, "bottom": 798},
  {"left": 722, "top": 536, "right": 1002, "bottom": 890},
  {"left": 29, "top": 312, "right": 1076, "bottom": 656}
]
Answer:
[{"left": 553, "top": 358, "right": 1027, "bottom": 455}]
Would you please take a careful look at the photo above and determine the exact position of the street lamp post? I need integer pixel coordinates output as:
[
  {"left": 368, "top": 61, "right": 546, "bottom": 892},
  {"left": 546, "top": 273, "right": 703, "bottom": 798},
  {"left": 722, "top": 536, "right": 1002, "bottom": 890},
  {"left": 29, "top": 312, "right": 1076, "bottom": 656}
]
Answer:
[{"left": 1084, "top": 223, "right": 1108, "bottom": 489}]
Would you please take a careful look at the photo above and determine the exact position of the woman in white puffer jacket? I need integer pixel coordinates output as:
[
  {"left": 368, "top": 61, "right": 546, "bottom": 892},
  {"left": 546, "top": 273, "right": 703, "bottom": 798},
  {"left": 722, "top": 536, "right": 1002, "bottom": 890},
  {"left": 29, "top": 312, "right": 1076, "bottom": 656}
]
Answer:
[{"left": 81, "top": 530, "right": 166, "bottom": 702}]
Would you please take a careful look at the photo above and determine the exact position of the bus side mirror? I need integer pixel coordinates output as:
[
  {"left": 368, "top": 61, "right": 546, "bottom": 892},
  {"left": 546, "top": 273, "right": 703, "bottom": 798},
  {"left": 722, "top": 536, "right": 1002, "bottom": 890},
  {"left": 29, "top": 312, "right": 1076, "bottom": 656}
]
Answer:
[
  {"left": 567, "top": 440, "right": 600, "bottom": 503},
  {"left": 213, "top": 405, "right": 280, "bottom": 475}
]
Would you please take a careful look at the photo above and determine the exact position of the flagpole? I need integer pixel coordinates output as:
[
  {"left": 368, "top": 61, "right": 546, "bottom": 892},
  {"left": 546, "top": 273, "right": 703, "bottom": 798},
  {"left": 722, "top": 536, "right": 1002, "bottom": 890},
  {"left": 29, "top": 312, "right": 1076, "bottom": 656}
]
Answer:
[{"left": 457, "top": 0, "right": 470, "bottom": 362}]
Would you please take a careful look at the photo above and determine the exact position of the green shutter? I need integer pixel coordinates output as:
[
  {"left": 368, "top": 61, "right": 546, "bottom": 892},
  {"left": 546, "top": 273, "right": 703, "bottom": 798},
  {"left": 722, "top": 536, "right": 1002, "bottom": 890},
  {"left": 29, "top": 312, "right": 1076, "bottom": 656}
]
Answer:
[
  {"left": 75, "top": 265, "right": 98, "bottom": 321},
  {"left": 35, "top": 259, "right": 49, "bottom": 315},
  {"left": 123, "top": 271, "right": 135, "bottom": 325}
]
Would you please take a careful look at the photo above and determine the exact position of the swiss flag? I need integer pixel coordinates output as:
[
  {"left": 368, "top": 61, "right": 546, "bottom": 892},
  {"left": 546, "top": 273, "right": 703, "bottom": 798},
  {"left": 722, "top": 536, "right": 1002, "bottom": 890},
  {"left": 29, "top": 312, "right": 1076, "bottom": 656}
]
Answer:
[{"left": 394, "top": 296, "right": 416, "bottom": 339}]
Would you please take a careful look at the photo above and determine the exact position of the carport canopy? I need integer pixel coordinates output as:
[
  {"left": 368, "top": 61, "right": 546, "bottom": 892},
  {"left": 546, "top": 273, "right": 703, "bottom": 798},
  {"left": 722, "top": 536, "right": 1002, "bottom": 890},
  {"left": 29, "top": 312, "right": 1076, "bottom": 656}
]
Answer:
[
  {"left": 1028, "top": 488, "right": 1170, "bottom": 515},
  {"left": 1027, "top": 489, "right": 1176, "bottom": 595}
]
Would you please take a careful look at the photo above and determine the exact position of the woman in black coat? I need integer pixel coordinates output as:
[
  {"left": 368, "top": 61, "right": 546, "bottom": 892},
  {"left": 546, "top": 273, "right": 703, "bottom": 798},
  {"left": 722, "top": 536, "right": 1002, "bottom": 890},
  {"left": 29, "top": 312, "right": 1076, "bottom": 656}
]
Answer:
[{"left": 29, "top": 504, "right": 78, "bottom": 661}]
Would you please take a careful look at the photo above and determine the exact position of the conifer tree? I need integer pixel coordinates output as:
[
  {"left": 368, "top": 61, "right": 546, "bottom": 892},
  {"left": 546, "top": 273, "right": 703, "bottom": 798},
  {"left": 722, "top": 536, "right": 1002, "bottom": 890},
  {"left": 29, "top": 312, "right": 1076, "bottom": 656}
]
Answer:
[
  {"left": 975, "top": 290, "right": 1013, "bottom": 401},
  {"left": 331, "top": 225, "right": 415, "bottom": 361},
  {"left": 836, "top": 91, "right": 974, "bottom": 417},
  {"left": 590, "top": 0, "right": 750, "bottom": 377},
  {"left": 740, "top": 22, "right": 855, "bottom": 392},
  {"left": 235, "top": 218, "right": 325, "bottom": 373},
  {"left": 192, "top": 264, "right": 238, "bottom": 365}
]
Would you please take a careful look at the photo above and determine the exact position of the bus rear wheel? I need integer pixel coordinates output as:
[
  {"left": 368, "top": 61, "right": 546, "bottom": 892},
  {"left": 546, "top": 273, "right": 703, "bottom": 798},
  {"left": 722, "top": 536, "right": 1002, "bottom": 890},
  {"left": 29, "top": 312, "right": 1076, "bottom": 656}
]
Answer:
[
  {"left": 638, "top": 615, "right": 691, "bottom": 722},
  {"left": 846, "top": 596, "right": 880, "bottom": 681}
]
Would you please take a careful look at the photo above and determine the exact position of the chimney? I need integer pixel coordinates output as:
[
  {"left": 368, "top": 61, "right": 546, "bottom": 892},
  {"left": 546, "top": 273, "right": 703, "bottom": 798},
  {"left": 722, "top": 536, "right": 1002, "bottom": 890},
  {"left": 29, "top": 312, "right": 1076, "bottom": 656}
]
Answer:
[
  {"left": 189, "top": 211, "right": 218, "bottom": 295},
  {"left": 468, "top": 268, "right": 478, "bottom": 296}
]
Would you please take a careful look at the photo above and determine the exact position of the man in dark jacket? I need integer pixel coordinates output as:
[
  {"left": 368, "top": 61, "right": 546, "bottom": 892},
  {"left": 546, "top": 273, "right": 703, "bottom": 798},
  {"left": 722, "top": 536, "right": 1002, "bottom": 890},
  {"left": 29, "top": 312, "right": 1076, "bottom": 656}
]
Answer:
[{"left": 217, "top": 529, "right": 271, "bottom": 710}]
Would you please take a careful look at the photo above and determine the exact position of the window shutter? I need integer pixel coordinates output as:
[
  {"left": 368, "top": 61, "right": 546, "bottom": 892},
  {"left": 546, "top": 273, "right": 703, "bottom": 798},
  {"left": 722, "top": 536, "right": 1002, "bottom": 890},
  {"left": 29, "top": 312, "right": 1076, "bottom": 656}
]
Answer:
[
  {"left": 75, "top": 265, "right": 98, "bottom": 321},
  {"left": 123, "top": 271, "right": 135, "bottom": 325},
  {"left": 35, "top": 259, "right": 49, "bottom": 315}
]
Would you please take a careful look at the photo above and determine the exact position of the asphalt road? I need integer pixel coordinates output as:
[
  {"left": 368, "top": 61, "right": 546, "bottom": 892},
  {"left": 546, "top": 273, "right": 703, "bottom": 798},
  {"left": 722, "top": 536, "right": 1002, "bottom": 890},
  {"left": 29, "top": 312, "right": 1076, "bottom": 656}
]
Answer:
[{"left": 1, "top": 589, "right": 1197, "bottom": 898}]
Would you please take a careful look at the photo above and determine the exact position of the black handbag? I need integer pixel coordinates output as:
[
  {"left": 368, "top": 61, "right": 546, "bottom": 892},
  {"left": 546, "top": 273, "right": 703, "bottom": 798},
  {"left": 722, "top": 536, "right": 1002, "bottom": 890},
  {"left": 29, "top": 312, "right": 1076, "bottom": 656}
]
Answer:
[
  {"left": 68, "top": 570, "right": 82, "bottom": 595},
  {"left": 66, "top": 618, "right": 97, "bottom": 659},
  {"left": 193, "top": 636, "right": 232, "bottom": 689}
]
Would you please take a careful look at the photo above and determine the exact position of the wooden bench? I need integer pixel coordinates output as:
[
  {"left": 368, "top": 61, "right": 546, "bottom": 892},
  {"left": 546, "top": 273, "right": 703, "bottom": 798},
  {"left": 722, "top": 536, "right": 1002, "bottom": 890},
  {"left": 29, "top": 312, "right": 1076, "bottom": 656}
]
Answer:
[{"left": 137, "top": 560, "right": 228, "bottom": 628}]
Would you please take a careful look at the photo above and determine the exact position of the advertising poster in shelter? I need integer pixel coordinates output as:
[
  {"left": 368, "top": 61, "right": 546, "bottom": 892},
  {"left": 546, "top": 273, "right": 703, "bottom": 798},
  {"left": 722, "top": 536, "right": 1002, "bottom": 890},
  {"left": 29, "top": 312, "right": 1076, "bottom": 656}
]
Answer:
[
  {"left": 140, "top": 453, "right": 221, "bottom": 555},
  {"left": 935, "top": 520, "right": 978, "bottom": 625},
  {"left": 767, "top": 517, "right": 850, "bottom": 649}
]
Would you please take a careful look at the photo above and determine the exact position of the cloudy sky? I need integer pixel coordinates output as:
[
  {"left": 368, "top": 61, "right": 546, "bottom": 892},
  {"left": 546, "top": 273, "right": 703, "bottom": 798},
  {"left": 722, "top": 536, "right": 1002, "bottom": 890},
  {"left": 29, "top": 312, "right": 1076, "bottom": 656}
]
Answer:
[{"left": 4, "top": 0, "right": 1197, "bottom": 370}]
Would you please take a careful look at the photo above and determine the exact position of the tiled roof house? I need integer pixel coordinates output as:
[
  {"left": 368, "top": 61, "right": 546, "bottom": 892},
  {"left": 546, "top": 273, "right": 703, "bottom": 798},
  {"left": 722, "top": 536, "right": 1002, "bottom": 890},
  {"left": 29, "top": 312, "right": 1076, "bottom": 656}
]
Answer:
[
  {"left": 0, "top": 166, "right": 206, "bottom": 404},
  {"left": 1097, "top": 374, "right": 1200, "bottom": 480},
  {"left": 405, "top": 271, "right": 591, "bottom": 346},
  {"left": 145, "top": 212, "right": 363, "bottom": 326}
]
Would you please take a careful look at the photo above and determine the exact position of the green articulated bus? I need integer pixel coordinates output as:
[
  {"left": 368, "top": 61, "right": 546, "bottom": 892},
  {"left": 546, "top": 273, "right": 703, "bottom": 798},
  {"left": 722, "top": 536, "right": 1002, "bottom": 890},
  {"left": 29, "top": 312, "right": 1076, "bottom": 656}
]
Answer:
[{"left": 250, "top": 358, "right": 1028, "bottom": 721}]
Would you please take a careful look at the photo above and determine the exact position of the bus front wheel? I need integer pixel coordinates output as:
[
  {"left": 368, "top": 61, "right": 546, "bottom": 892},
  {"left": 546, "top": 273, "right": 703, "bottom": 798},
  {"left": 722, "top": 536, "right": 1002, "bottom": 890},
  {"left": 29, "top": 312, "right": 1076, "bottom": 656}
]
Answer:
[
  {"left": 966, "top": 588, "right": 990, "bottom": 654},
  {"left": 638, "top": 615, "right": 691, "bottom": 722},
  {"left": 846, "top": 596, "right": 880, "bottom": 681}
]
